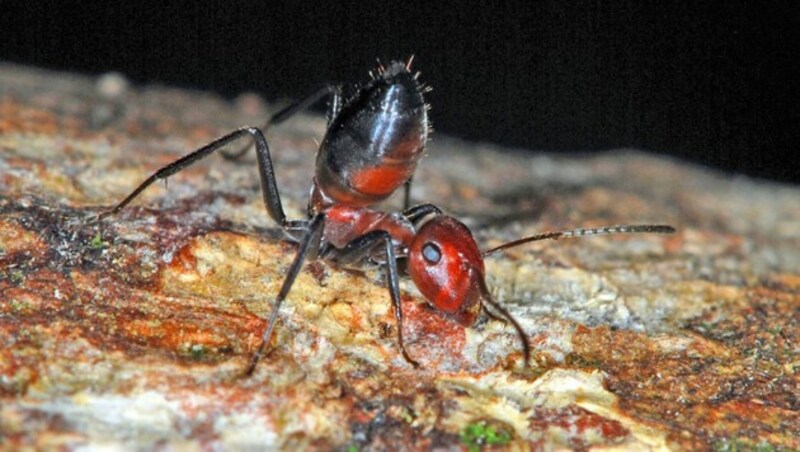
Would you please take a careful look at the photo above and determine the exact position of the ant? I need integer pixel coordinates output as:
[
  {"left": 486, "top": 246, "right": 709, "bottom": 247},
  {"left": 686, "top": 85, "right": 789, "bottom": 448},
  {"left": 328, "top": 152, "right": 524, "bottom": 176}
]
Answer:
[{"left": 97, "top": 58, "right": 675, "bottom": 374}]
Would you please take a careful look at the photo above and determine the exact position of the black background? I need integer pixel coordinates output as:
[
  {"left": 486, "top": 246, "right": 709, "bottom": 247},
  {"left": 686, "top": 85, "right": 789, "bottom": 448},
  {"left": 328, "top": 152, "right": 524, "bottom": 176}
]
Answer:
[{"left": 2, "top": 2, "right": 798, "bottom": 184}]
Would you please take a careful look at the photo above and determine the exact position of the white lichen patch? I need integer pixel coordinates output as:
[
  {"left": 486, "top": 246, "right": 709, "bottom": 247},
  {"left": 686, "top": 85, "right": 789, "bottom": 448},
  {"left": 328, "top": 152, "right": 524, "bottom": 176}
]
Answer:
[
  {"left": 26, "top": 390, "right": 193, "bottom": 444},
  {"left": 439, "top": 369, "right": 670, "bottom": 449},
  {"left": 486, "top": 259, "right": 644, "bottom": 329},
  {"left": 214, "top": 412, "right": 278, "bottom": 449},
  {"left": 12, "top": 389, "right": 285, "bottom": 450}
]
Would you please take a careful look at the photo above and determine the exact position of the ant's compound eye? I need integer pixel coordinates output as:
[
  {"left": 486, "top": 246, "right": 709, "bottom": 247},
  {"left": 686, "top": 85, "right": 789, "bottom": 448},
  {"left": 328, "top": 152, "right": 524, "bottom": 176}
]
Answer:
[{"left": 422, "top": 242, "right": 442, "bottom": 264}]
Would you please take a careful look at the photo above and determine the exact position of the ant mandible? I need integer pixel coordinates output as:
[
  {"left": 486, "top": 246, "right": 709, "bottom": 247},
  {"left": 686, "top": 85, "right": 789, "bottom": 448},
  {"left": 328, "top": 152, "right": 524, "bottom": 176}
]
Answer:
[{"left": 98, "top": 58, "right": 675, "bottom": 373}]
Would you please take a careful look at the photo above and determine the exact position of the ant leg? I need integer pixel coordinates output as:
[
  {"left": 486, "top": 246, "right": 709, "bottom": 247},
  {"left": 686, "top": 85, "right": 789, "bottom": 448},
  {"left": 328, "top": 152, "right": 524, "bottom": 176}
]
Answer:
[
  {"left": 222, "top": 83, "right": 342, "bottom": 161},
  {"left": 282, "top": 219, "right": 312, "bottom": 242},
  {"left": 99, "top": 127, "right": 288, "bottom": 226},
  {"left": 336, "top": 230, "right": 392, "bottom": 266},
  {"left": 336, "top": 231, "right": 420, "bottom": 368},
  {"left": 245, "top": 212, "right": 326, "bottom": 375},
  {"left": 481, "top": 305, "right": 506, "bottom": 323},
  {"left": 403, "top": 203, "right": 442, "bottom": 225},
  {"left": 476, "top": 275, "right": 531, "bottom": 368},
  {"left": 402, "top": 177, "right": 413, "bottom": 211}
]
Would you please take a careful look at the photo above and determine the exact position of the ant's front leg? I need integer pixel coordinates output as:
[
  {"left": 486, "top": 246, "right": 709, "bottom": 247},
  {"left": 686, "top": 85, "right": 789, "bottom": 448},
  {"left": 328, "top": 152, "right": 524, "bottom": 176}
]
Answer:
[
  {"left": 222, "top": 83, "right": 343, "bottom": 161},
  {"left": 245, "top": 212, "right": 326, "bottom": 376},
  {"left": 336, "top": 231, "right": 420, "bottom": 368},
  {"left": 475, "top": 276, "right": 531, "bottom": 368},
  {"left": 98, "top": 127, "right": 288, "bottom": 227}
]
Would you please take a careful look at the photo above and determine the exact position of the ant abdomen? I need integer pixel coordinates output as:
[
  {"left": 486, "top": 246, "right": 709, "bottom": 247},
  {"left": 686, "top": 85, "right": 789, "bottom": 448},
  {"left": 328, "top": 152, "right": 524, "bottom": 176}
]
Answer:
[{"left": 313, "top": 61, "right": 429, "bottom": 209}]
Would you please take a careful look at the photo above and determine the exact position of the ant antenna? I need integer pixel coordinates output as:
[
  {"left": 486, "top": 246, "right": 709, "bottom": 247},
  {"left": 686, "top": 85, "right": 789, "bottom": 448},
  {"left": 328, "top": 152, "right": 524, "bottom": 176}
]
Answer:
[{"left": 482, "top": 224, "right": 675, "bottom": 257}]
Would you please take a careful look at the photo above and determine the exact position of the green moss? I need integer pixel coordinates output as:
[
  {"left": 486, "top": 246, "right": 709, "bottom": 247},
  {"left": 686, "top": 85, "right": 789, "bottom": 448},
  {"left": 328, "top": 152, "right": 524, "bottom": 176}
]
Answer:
[
  {"left": 713, "top": 437, "right": 789, "bottom": 452},
  {"left": 9, "top": 298, "right": 32, "bottom": 313},
  {"left": 698, "top": 322, "right": 715, "bottom": 333},
  {"left": 460, "top": 420, "right": 512, "bottom": 451},
  {"left": 189, "top": 343, "right": 208, "bottom": 360},
  {"left": 565, "top": 353, "right": 603, "bottom": 369},
  {"left": 396, "top": 406, "right": 414, "bottom": 424},
  {"left": 89, "top": 232, "right": 108, "bottom": 250},
  {"left": 10, "top": 270, "right": 25, "bottom": 284},
  {"left": 766, "top": 326, "right": 783, "bottom": 335}
]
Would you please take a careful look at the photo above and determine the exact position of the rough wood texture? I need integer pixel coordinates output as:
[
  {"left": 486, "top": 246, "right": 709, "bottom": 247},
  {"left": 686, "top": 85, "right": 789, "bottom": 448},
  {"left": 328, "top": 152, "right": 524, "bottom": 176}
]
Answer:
[{"left": 1, "top": 63, "right": 798, "bottom": 450}]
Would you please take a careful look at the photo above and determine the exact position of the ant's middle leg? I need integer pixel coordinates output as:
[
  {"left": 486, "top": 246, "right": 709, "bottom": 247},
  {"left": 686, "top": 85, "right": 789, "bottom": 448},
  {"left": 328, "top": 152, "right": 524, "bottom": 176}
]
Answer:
[
  {"left": 222, "top": 83, "right": 342, "bottom": 161},
  {"left": 99, "top": 127, "right": 289, "bottom": 227},
  {"left": 335, "top": 231, "right": 420, "bottom": 368},
  {"left": 245, "top": 212, "right": 326, "bottom": 375}
]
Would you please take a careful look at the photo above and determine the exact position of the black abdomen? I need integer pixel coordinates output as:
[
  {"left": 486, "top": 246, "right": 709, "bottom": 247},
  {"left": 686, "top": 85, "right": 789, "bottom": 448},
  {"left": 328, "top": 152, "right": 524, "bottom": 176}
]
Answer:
[{"left": 314, "top": 62, "right": 429, "bottom": 208}]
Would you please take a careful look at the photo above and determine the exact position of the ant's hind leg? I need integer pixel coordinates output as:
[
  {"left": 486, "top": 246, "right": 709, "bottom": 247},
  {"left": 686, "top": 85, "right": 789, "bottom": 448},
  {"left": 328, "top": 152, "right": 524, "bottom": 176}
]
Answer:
[
  {"left": 99, "top": 127, "right": 288, "bottom": 227},
  {"left": 336, "top": 231, "right": 420, "bottom": 368},
  {"left": 222, "top": 84, "right": 342, "bottom": 161}
]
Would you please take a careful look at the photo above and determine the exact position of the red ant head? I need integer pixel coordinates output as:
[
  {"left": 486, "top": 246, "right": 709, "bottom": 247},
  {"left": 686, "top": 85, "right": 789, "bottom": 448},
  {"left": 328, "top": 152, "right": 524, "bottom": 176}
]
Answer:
[
  {"left": 408, "top": 217, "right": 672, "bottom": 368},
  {"left": 408, "top": 216, "right": 485, "bottom": 326}
]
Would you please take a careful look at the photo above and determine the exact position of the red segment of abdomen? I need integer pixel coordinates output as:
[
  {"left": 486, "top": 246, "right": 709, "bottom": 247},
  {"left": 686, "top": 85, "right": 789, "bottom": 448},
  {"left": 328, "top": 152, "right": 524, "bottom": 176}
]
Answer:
[{"left": 349, "top": 164, "right": 415, "bottom": 198}]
